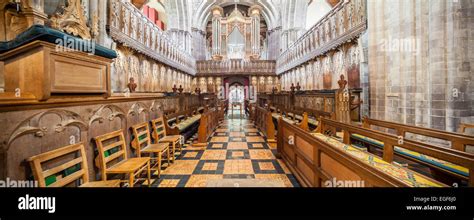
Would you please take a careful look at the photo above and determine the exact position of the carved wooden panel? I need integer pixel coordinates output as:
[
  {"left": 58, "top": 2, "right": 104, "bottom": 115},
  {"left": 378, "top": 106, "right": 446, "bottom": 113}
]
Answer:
[
  {"left": 51, "top": 54, "right": 108, "bottom": 93},
  {"left": 0, "top": 95, "right": 190, "bottom": 181},
  {"left": 5, "top": 109, "right": 87, "bottom": 180}
]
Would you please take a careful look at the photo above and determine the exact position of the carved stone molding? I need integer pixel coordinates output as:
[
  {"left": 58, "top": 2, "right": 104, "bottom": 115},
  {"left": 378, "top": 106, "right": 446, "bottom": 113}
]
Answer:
[
  {"left": 6, "top": 109, "right": 88, "bottom": 150},
  {"left": 149, "top": 100, "right": 163, "bottom": 113},
  {"left": 50, "top": 0, "right": 92, "bottom": 39},
  {"left": 128, "top": 102, "right": 150, "bottom": 116},
  {"left": 88, "top": 104, "right": 126, "bottom": 126}
]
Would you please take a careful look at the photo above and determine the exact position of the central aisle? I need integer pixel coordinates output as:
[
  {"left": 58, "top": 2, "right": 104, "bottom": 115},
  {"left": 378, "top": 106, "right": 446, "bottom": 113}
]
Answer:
[{"left": 153, "top": 117, "right": 300, "bottom": 187}]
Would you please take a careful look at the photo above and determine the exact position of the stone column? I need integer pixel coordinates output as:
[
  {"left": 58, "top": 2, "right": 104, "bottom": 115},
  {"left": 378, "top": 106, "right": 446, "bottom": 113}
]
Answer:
[{"left": 367, "top": 0, "right": 474, "bottom": 131}]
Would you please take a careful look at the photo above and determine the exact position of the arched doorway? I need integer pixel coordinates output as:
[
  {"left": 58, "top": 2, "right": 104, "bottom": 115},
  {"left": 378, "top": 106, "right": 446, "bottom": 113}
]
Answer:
[{"left": 229, "top": 83, "right": 245, "bottom": 103}]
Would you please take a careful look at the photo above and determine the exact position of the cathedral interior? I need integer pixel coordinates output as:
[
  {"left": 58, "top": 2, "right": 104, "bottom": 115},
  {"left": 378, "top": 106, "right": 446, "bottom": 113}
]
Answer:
[{"left": 0, "top": 0, "right": 473, "bottom": 190}]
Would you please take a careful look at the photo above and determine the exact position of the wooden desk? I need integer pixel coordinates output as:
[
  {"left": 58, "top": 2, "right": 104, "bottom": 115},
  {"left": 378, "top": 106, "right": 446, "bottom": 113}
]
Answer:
[{"left": 231, "top": 102, "right": 243, "bottom": 119}]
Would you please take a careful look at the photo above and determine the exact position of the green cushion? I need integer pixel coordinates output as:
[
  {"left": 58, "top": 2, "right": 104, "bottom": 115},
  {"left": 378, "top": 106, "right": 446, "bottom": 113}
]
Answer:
[
  {"left": 45, "top": 175, "right": 57, "bottom": 186},
  {"left": 138, "top": 134, "right": 147, "bottom": 141},
  {"left": 0, "top": 25, "right": 117, "bottom": 59},
  {"left": 64, "top": 164, "right": 80, "bottom": 176}
]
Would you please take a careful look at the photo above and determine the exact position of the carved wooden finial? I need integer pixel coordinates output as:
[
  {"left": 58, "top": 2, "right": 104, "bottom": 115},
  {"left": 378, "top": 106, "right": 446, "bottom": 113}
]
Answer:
[
  {"left": 127, "top": 77, "right": 137, "bottom": 93},
  {"left": 50, "top": 0, "right": 92, "bottom": 40},
  {"left": 338, "top": 74, "right": 347, "bottom": 90}
]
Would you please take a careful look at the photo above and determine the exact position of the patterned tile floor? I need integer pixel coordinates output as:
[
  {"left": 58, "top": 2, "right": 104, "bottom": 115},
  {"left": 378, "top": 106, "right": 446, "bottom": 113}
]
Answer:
[{"left": 140, "top": 114, "right": 300, "bottom": 187}]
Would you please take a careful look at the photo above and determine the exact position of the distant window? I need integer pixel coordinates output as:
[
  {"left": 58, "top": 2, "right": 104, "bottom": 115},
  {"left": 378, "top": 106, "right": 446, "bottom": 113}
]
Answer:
[{"left": 305, "top": 0, "right": 332, "bottom": 30}]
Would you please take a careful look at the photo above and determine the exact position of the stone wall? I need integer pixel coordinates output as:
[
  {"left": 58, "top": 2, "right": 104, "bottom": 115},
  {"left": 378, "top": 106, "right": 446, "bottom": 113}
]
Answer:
[{"left": 367, "top": 0, "right": 474, "bottom": 131}]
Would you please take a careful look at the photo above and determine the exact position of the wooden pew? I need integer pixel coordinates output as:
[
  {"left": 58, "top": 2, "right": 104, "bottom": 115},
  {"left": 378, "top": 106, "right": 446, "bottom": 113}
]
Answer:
[
  {"left": 27, "top": 143, "right": 120, "bottom": 187},
  {"left": 163, "top": 107, "right": 202, "bottom": 140},
  {"left": 294, "top": 107, "right": 335, "bottom": 128},
  {"left": 361, "top": 117, "right": 474, "bottom": 151},
  {"left": 269, "top": 104, "right": 334, "bottom": 132},
  {"left": 247, "top": 102, "right": 256, "bottom": 122},
  {"left": 94, "top": 130, "right": 151, "bottom": 187},
  {"left": 255, "top": 106, "right": 276, "bottom": 141},
  {"left": 459, "top": 123, "right": 474, "bottom": 135},
  {"left": 277, "top": 118, "right": 447, "bottom": 187},
  {"left": 194, "top": 107, "right": 220, "bottom": 147},
  {"left": 217, "top": 99, "right": 228, "bottom": 121},
  {"left": 352, "top": 117, "right": 474, "bottom": 185},
  {"left": 316, "top": 117, "right": 474, "bottom": 187}
]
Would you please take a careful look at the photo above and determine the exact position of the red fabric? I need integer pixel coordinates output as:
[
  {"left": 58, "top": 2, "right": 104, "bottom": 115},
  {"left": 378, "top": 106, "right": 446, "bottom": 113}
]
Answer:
[
  {"left": 142, "top": 5, "right": 149, "bottom": 17},
  {"left": 148, "top": 8, "right": 157, "bottom": 22},
  {"left": 155, "top": 20, "right": 164, "bottom": 30}
]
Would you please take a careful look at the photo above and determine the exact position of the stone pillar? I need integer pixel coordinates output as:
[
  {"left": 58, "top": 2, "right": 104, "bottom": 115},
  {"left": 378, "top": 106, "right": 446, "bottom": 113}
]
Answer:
[
  {"left": 268, "top": 26, "right": 282, "bottom": 60},
  {"left": 368, "top": 0, "right": 474, "bottom": 131}
]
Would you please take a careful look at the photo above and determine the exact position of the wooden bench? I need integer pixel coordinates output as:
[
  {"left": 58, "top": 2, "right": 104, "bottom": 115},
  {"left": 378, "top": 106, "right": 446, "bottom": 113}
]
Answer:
[
  {"left": 349, "top": 117, "right": 474, "bottom": 185},
  {"left": 294, "top": 107, "right": 335, "bottom": 129},
  {"left": 94, "top": 130, "right": 151, "bottom": 187},
  {"left": 131, "top": 122, "right": 171, "bottom": 178},
  {"left": 27, "top": 143, "right": 120, "bottom": 187},
  {"left": 459, "top": 123, "right": 474, "bottom": 136},
  {"left": 163, "top": 107, "right": 202, "bottom": 140},
  {"left": 255, "top": 106, "right": 276, "bottom": 142},
  {"left": 316, "top": 117, "right": 474, "bottom": 186},
  {"left": 194, "top": 107, "right": 220, "bottom": 147},
  {"left": 217, "top": 99, "right": 229, "bottom": 121},
  {"left": 276, "top": 118, "right": 447, "bottom": 187}
]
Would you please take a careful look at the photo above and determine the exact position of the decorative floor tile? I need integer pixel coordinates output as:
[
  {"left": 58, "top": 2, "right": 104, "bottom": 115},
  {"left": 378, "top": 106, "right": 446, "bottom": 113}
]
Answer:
[
  {"left": 277, "top": 159, "right": 292, "bottom": 174},
  {"left": 251, "top": 160, "right": 285, "bottom": 174},
  {"left": 207, "top": 143, "right": 227, "bottom": 150},
  {"left": 224, "top": 160, "right": 254, "bottom": 174},
  {"left": 230, "top": 137, "right": 245, "bottom": 142},
  {"left": 185, "top": 175, "right": 224, "bottom": 187},
  {"left": 230, "top": 132, "right": 245, "bottom": 137},
  {"left": 254, "top": 174, "right": 296, "bottom": 187},
  {"left": 226, "top": 150, "right": 251, "bottom": 160},
  {"left": 246, "top": 136, "right": 265, "bottom": 142},
  {"left": 161, "top": 160, "right": 199, "bottom": 175},
  {"left": 155, "top": 175, "right": 190, "bottom": 187},
  {"left": 248, "top": 143, "right": 269, "bottom": 149},
  {"left": 193, "top": 160, "right": 225, "bottom": 174},
  {"left": 140, "top": 117, "right": 299, "bottom": 187},
  {"left": 210, "top": 137, "right": 229, "bottom": 143},
  {"left": 179, "top": 150, "right": 203, "bottom": 160},
  {"left": 249, "top": 149, "right": 275, "bottom": 160},
  {"left": 227, "top": 142, "right": 249, "bottom": 149},
  {"left": 201, "top": 150, "right": 227, "bottom": 160}
]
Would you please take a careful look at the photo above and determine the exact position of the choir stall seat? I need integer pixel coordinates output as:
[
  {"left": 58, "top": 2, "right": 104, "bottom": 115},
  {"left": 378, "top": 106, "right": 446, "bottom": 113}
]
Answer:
[
  {"left": 131, "top": 122, "right": 171, "bottom": 178},
  {"left": 94, "top": 130, "right": 151, "bottom": 187},
  {"left": 27, "top": 143, "right": 120, "bottom": 187},
  {"left": 164, "top": 109, "right": 202, "bottom": 141}
]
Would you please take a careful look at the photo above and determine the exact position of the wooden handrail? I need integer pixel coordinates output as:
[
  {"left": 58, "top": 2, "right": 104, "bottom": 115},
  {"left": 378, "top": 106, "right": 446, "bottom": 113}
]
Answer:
[
  {"left": 362, "top": 117, "right": 474, "bottom": 152},
  {"left": 319, "top": 117, "right": 474, "bottom": 186}
]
